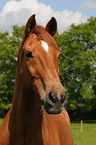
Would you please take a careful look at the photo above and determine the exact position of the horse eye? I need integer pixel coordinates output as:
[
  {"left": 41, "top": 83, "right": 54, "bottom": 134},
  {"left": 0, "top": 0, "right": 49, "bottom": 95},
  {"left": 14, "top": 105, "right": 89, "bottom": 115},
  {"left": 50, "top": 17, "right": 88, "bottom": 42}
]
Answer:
[{"left": 25, "top": 51, "right": 33, "bottom": 60}]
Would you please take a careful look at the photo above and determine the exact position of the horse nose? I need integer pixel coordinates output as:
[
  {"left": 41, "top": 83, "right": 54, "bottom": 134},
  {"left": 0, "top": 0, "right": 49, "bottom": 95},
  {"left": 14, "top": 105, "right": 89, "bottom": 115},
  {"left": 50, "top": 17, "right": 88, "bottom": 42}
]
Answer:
[
  {"left": 46, "top": 90, "right": 67, "bottom": 114},
  {"left": 48, "top": 90, "right": 67, "bottom": 105}
]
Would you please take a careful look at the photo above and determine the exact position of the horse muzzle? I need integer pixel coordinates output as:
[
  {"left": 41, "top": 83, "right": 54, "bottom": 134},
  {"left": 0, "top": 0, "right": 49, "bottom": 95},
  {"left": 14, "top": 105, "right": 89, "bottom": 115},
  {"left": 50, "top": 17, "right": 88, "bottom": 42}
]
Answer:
[{"left": 41, "top": 89, "right": 67, "bottom": 114}]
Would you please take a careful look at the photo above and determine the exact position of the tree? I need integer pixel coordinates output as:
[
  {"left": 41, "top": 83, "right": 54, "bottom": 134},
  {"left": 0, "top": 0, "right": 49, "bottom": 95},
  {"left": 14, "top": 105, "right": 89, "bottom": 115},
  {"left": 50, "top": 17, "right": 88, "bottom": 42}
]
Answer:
[
  {"left": 0, "top": 25, "right": 25, "bottom": 116},
  {"left": 54, "top": 17, "right": 96, "bottom": 117},
  {"left": 0, "top": 18, "right": 96, "bottom": 120}
]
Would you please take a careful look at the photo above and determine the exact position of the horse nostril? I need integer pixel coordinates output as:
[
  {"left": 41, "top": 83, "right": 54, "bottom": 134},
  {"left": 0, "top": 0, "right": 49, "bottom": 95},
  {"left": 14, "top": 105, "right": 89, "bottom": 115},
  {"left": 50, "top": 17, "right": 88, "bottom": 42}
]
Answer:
[
  {"left": 61, "top": 91, "right": 67, "bottom": 105},
  {"left": 48, "top": 91, "right": 56, "bottom": 103},
  {"left": 61, "top": 95, "right": 65, "bottom": 104}
]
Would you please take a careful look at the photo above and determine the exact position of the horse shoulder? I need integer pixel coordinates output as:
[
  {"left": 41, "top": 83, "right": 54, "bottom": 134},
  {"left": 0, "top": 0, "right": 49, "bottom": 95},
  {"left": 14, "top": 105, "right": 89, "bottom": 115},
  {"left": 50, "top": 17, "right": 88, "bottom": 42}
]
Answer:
[{"left": 0, "top": 109, "right": 11, "bottom": 145}]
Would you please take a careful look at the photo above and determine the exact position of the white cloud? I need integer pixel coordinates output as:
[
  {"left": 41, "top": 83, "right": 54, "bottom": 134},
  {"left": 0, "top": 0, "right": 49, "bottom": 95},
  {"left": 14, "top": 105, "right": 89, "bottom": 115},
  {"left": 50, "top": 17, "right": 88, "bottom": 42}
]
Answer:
[
  {"left": 0, "top": 0, "right": 88, "bottom": 34},
  {"left": 78, "top": 0, "right": 96, "bottom": 10}
]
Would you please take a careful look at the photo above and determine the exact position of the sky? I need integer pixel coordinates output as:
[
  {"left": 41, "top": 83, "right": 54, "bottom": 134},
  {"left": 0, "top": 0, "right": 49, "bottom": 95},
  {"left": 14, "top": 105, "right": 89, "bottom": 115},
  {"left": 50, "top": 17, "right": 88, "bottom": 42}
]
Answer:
[{"left": 0, "top": 0, "right": 96, "bottom": 34}]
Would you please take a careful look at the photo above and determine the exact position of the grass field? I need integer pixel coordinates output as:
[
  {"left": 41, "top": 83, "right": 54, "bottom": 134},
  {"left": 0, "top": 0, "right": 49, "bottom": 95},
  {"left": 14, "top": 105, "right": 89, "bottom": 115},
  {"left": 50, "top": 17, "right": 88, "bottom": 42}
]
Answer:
[
  {"left": 71, "top": 123, "right": 96, "bottom": 145},
  {"left": 0, "top": 119, "right": 96, "bottom": 145}
]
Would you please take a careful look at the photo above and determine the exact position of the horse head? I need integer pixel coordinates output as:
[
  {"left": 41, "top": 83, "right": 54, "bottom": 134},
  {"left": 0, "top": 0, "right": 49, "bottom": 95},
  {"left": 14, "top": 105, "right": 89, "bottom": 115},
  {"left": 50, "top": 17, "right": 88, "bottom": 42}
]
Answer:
[{"left": 18, "top": 14, "right": 67, "bottom": 114}]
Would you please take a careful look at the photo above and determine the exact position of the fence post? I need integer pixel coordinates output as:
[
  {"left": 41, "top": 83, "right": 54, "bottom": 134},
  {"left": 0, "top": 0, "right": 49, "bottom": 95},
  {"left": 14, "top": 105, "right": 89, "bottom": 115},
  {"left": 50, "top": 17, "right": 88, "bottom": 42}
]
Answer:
[{"left": 81, "top": 120, "right": 83, "bottom": 133}]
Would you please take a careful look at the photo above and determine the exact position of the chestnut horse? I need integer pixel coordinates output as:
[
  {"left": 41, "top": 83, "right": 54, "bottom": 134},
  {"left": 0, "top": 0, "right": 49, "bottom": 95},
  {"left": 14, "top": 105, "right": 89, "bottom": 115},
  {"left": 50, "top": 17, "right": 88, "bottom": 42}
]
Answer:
[{"left": 0, "top": 14, "right": 73, "bottom": 145}]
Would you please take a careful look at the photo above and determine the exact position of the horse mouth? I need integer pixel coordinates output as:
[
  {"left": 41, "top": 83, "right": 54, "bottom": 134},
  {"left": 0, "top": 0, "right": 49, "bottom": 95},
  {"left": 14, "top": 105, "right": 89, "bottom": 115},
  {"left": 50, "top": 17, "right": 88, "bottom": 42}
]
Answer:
[{"left": 45, "top": 107, "right": 63, "bottom": 114}]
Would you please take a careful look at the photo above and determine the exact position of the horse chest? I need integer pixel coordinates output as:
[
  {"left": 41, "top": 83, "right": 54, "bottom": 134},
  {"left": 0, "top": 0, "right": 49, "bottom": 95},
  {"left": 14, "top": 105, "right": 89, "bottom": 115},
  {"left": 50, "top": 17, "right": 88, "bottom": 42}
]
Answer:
[{"left": 42, "top": 110, "right": 73, "bottom": 145}]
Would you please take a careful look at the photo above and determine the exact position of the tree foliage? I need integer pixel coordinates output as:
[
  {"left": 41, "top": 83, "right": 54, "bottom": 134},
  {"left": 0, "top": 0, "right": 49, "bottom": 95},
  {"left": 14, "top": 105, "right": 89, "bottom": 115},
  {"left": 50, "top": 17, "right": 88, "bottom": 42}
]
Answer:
[
  {"left": 0, "top": 25, "right": 25, "bottom": 115},
  {"left": 54, "top": 17, "right": 96, "bottom": 113},
  {"left": 0, "top": 17, "right": 96, "bottom": 119}
]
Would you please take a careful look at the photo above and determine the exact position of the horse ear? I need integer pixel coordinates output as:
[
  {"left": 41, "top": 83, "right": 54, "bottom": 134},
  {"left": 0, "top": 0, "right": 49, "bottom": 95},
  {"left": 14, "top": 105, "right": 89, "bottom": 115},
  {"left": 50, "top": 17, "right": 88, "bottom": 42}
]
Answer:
[
  {"left": 24, "top": 14, "right": 36, "bottom": 38},
  {"left": 45, "top": 17, "right": 57, "bottom": 36}
]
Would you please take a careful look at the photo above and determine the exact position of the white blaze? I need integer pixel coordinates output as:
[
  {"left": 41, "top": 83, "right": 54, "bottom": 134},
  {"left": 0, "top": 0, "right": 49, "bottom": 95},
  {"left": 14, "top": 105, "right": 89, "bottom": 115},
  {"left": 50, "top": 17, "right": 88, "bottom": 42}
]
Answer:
[{"left": 41, "top": 41, "right": 49, "bottom": 52}]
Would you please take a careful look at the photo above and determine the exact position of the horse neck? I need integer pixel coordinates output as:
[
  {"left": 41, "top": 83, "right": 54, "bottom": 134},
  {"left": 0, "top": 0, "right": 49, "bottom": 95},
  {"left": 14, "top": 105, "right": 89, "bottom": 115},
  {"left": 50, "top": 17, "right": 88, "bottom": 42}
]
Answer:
[
  {"left": 9, "top": 65, "right": 43, "bottom": 144},
  {"left": 12, "top": 63, "right": 42, "bottom": 118}
]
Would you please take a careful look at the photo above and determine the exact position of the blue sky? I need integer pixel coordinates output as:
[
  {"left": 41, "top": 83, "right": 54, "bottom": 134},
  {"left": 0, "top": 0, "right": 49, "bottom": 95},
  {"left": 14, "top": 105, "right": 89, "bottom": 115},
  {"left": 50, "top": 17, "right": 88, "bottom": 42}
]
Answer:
[
  {"left": 38, "top": 0, "right": 96, "bottom": 17},
  {"left": 0, "top": 0, "right": 96, "bottom": 33},
  {"left": 0, "top": 0, "right": 96, "bottom": 16}
]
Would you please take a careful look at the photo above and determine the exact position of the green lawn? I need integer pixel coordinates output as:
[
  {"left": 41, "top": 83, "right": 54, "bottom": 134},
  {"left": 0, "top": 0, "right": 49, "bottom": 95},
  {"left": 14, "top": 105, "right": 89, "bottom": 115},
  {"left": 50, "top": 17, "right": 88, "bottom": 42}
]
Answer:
[
  {"left": 0, "top": 119, "right": 96, "bottom": 145},
  {"left": 71, "top": 123, "right": 96, "bottom": 145}
]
